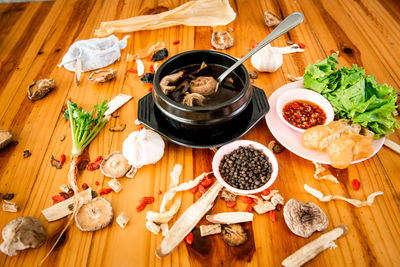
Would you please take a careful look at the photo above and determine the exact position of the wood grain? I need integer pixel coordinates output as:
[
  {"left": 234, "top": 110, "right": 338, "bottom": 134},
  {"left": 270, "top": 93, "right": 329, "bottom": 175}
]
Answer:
[{"left": 0, "top": 0, "right": 399, "bottom": 266}]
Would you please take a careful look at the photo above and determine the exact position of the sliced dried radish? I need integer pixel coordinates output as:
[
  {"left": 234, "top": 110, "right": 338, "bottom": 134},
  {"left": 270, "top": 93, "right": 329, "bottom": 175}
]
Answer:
[{"left": 206, "top": 212, "right": 253, "bottom": 224}]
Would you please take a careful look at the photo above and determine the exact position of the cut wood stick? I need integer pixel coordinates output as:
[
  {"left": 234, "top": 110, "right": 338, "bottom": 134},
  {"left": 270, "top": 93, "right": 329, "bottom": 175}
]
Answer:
[
  {"left": 282, "top": 225, "right": 347, "bottom": 267},
  {"left": 384, "top": 138, "right": 400, "bottom": 154}
]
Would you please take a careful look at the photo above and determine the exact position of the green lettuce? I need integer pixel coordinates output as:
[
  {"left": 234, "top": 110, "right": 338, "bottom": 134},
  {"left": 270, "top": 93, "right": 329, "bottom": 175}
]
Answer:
[{"left": 304, "top": 52, "right": 399, "bottom": 139}]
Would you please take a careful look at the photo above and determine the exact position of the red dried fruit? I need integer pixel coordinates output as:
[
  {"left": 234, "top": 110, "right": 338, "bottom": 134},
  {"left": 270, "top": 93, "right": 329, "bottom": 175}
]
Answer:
[
  {"left": 246, "top": 204, "right": 253, "bottom": 213},
  {"left": 99, "top": 188, "right": 112, "bottom": 195},
  {"left": 261, "top": 188, "right": 271, "bottom": 196},
  {"left": 185, "top": 232, "right": 193, "bottom": 245},
  {"left": 52, "top": 195, "right": 65, "bottom": 204},
  {"left": 173, "top": 40, "right": 180, "bottom": 45},
  {"left": 352, "top": 179, "right": 361, "bottom": 190},
  {"left": 226, "top": 201, "right": 237, "bottom": 208},
  {"left": 82, "top": 183, "right": 88, "bottom": 190},
  {"left": 330, "top": 49, "right": 336, "bottom": 55},
  {"left": 269, "top": 210, "right": 276, "bottom": 222},
  {"left": 195, "top": 193, "right": 201, "bottom": 201},
  {"left": 150, "top": 65, "right": 155, "bottom": 73},
  {"left": 146, "top": 56, "right": 152, "bottom": 61},
  {"left": 95, "top": 181, "right": 100, "bottom": 186},
  {"left": 60, "top": 154, "right": 66, "bottom": 164},
  {"left": 139, "top": 126, "right": 144, "bottom": 130},
  {"left": 241, "top": 196, "right": 253, "bottom": 204},
  {"left": 87, "top": 162, "right": 100, "bottom": 171},
  {"left": 94, "top": 156, "right": 103, "bottom": 163},
  {"left": 276, "top": 204, "right": 282, "bottom": 211},
  {"left": 158, "top": 190, "right": 162, "bottom": 195},
  {"left": 136, "top": 202, "right": 146, "bottom": 212},
  {"left": 190, "top": 185, "right": 198, "bottom": 194},
  {"left": 139, "top": 196, "right": 155, "bottom": 204},
  {"left": 128, "top": 68, "right": 137, "bottom": 73},
  {"left": 148, "top": 87, "right": 153, "bottom": 92},
  {"left": 198, "top": 185, "right": 206, "bottom": 194},
  {"left": 298, "top": 43, "right": 306, "bottom": 49},
  {"left": 201, "top": 177, "right": 213, "bottom": 188}
]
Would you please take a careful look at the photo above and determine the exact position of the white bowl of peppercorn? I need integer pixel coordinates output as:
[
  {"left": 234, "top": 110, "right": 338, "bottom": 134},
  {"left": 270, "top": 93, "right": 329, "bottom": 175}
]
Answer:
[
  {"left": 276, "top": 88, "right": 334, "bottom": 132},
  {"left": 212, "top": 140, "right": 279, "bottom": 195}
]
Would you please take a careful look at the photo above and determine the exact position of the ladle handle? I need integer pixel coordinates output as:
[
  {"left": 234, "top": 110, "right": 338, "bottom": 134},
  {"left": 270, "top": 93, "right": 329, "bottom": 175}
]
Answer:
[{"left": 217, "top": 12, "right": 304, "bottom": 83}]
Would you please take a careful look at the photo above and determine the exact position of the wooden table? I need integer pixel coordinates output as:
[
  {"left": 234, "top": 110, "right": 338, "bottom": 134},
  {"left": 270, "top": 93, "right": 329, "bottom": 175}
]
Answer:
[{"left": 0, "top": 0, "right": 399, "bottom": 266}]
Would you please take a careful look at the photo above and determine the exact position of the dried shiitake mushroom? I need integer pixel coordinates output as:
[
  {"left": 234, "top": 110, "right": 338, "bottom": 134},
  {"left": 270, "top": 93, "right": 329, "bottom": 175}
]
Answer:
[
  {"left": 211, "top": 31, "right": 234, "bottom": 49},
  {"left": 75, "top": 197, "right": 113, "bottom": 231},
  {"left": 88, "top": 69, "right": 116, "bottom": 83},
  {"left": 221, "top": 224, "right": 248, "bottom": 246},
  {"left": 100, "top": 151, "right": 132, "bottom": 178},
  {"left": 264, "top": 11, "right": 282, "bottom": 27},
  {"left": 27, "top": 79, "right": 56, "bottom": 100},
  {"left": 0, "top": 216, "right": 46, "bottom": 256},
  {"left": 283, "top": 199, "right": 329, "bottom": 238},
  {"left": 0, "top": 130, "right": 13, "bottom": 150}
]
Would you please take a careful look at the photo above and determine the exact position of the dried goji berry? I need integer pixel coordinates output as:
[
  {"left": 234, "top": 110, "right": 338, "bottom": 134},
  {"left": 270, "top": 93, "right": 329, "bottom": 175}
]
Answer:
[
  {"left": 60, "top": 154, "right": 66, "bottom": 164},
  {"left": 276, "top": 204, "right": 282, "bottom": 211},
  {"left": 148, "top": 87, "right": 153, "bottom": 92},
  {"left": 99, "top": 188, "right": 112, "bottom": 195},
  {"left": 158, "top": 190, "right": 162, "bottom": 195},
  {"left": 201, "top": 177, "right": 213, "bottom": 188},
  {"left": 330, "top": 49, "right": 336, "bottom": 55},
  {"left": 128, "top": 68, "right": 137, "bottom": 73},
  {"left": 269, "top": 210, "right": 276, "bottom": 222},
  {"left": 95, "top": 181, "right": 100, "bottom": 186},
  {"left": 253, "top": 198, "right": 258, "bottom": 204},
  {"left": 195, "top": 193, "right": 201, "bottom": 201},
  {"left": 198, "top": 185, "right": 206, "bottom": 194},
  {"left": 352, "top": 179, "right": 361, "bottom": 190},
  {"left": 150, "top": 65, "right": 155, "bottom": 73},
  {"left": 136, "top": 202, "right": 146, "bottom": 212},
  {"left": 82, "top": 183, "right": 88, "bottom": 190},
  {"left": 241, "top": 196, "right": 253, "bottom": 204},
  {"left": 226, "top": 201, "right": 237, "bottom": 208},
  {"left": 94, "top": 156, "right": 103, "bottom": 163},
  {"left": 190, "top": 185, "right": 198, "bottom": 194},
  {"left": 261, "top": 188, "right": 271, "bottom": 196},
  {"left": 246, "top": 204, "right": 253, "bottom": 213},
  {"left": 87, "top": 162, "right": 100, "bottom": 171},
  {"left": 52, "top": 195, "right": 65, "bottom": 204},
  {"left": 173, "top": 40, "right": 180, "bottom": 45},
  {"left": 139, "top": 196, "right": 154, "bottom": 204},
  {"left": 146, "top": 56, "right": 152, "bottom": 61},
  {"left": 298, "top": 43, "right": 306, "bottom": 49},
  {"left": 185, "top": 232, "right": 193, "bottom": 245}
]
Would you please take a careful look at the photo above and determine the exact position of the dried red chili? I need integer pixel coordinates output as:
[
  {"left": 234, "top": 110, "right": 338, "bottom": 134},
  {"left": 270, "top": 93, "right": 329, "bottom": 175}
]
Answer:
[
  {"left": 282, "top": 100, "right": 327, "bottom": 129},
  {"left": 185, "top": 232, "right": 193, "bottom": 245},
  {"left": 52, "top": 195, "right": 65, "bottom": 204},
  {"left": 198, "top": 185, "right": 206, "bottom": 194},
  {"left": 226, "top": 201, "right": 237, "bottom": 208},
  {"left": 190, "top": 185, "right": 198, "bottom": 194},
  {"left": 298, "top": 43, "right": 306, "bottom": 49},
  {"left": 173, "top": 40, "right": 180, "bottom": 45},
  {"left": 245, "top": 204, "right": 253, "bottom": 213},
  {"left": 99, "top": 188, "right": 112, "bottom": 195},
  {"left": 82, "top": 183, "right": 88, "bottom": 190},
  {"left": 139, "top": 196, "right": 154, "bottom": 204},
  {"left": 60, "top": 154, "right": 66, "bottom": 164},
  {"left": 241, "top": 196, "right": 253, "bottom": 204},
  {"left": 352, "top": 179, "right": 361, "bottom": 190},
  {"left": 269, "top": 210, "right": 277, "bottom": 222}
]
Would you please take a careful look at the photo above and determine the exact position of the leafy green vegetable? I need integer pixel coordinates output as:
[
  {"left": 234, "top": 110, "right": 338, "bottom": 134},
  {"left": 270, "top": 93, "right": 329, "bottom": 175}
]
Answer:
[
  {"left": 304, "top": 52, "right": 399, "bottom": 139},
  {"left": 64, "top": 100, "right": 109, "bottom": 156}
]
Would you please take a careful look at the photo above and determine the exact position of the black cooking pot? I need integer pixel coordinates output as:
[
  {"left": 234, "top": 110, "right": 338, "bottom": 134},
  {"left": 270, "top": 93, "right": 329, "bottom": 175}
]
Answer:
[{"left": 152, "top": 50, "right": 252, "bottom": 134}]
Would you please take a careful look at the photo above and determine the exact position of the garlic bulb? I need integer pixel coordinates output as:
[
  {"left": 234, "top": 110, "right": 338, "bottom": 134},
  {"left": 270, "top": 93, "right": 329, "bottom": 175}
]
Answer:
[
  {"left": 251, "top": 44, "right": 283, "bottom": 72},
  {"left": 250, "top": 44, "right": 304, "bottom": 73},
  {"left": 122, "top": 129, "right": 165, "bottom": 168}
]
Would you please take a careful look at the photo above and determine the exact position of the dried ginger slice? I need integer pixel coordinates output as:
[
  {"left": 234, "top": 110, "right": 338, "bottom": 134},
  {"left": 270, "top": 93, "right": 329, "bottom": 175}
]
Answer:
[
  {"left": 159, "top": 164, "right": 183, "bottom": 213},
  {"left": 312, "top": 162, "right": 339, "bottom": 184},
  {"left": 304, "top": 184, "right": 383, "bottom": 207},
  {"left": 95, "top": 0, "right": 236, "bottom": 37}
]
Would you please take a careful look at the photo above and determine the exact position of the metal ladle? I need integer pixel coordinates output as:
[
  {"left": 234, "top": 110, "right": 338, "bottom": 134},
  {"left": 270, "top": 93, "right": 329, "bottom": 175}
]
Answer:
[{"left": 215, "top": 12, "right": 304, "bottom": 89}]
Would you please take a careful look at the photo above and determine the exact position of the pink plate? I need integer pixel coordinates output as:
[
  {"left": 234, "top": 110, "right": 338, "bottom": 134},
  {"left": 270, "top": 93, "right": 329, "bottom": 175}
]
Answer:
[{"left": 265, "top": 81, "right": 385, "bottom": 165}]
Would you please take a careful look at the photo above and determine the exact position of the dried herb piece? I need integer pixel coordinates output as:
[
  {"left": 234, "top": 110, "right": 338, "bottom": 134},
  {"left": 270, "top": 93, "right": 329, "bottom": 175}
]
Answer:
[
  {"left": 50, "top": 155, "right": 62, "bottom": 169},
  {"left": 141, "top": 73, "right": 154, "bottom": 83},
  {"left": 23, "top": 150, "right": 31, "bottom": 158},
  {"left": 2, "top": 193, "right": 15, "bottom": 201},
  {"left": 152, "top": 48, "right": 168, "bottom": 61},
  {"left": 109, "top": 124, "right": 126, "bottom": 132}
]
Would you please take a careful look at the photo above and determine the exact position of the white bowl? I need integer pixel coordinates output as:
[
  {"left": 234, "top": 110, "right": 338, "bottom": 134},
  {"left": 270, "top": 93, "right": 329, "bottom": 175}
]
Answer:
[
  {"left": 212, "top": 140, "right": 279, "bottom": 195},
  {"left": 275, "top": 88, "right": 334, "bottom": 133}
]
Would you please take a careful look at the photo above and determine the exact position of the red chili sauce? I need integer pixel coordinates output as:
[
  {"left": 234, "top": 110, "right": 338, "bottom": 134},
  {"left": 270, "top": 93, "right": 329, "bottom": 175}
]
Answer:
[{"left": 282, "top": 100, "right": 326, "bottom": 129}]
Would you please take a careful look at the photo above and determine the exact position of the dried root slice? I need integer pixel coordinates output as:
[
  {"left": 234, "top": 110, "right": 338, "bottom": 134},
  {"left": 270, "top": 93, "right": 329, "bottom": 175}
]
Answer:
[
  {"left": 116, "top": 211, "right": 129, "bottom": 228},
  {"left": 147, "top": 199, "right": 181, "bottom": 224},
  {"left": 264, "top": 11, "right": 282, "bottom": 27},
  {"left": 169, "top": 164, "right": 182, "bottom": 188},
  {"left": 282, "top": 225, "right": 347, "bottom": 267},
  {"left": 88, "top": 69, "right": 116, "bottom": 83},
  {"left": 74, "top": 59, "right": 82, "bottom": 87},
  {"left": 2, "top": 200, "right": 18, "bottom": 213},
  {"left": 0, "top": 130, "right": 13, "bottom": 150},
  {"left": 104, "top": 94, "right": 133, "bottom": 117},
  {"left": 261, "top": 189, "right": 279, "bottom": 201},
  {"left": 100, "top": 151, "right": 131, "bottom": 178},
  {"left": 27, "top": 78, "right": 56, "bottom": 100},
  {"left": 156, "top": 182, "right": 223, "bottom": 258},
  {"left": 304, "top": 184, "right": 383, "bottom": 207},
  {"left": 146, "top": 220, "right": 160, "bottom": 235},
  {"left": 200, "top": 224, "right": 221, "bottom": 237},
  {"left": 253, "top": 201, "right": 275, "bottom": 214},
  {"left": 220, "top": 189, "right": 237, "bottom": 202},
  {"left": 136, "top": 56, "right": 144, "bottom": 76},
  {"left": 312, "top": 162, "right": 339, "bottom": 184},
  {"left": 59, "top": 184, "right": 71, "bottom": 193},
  {"left": 75, "top": 197, "right": 113, "bottom": 231},
  {"left": 125, "top": 166, "right": 138, "bottom": 178},
  {"left": 221, "top": 224, "right": 248, "bottom": 246},
  {"left": 41, "top": 188, "right": 92, "bottom": 222},
  {"left": 108, "top": 179, "right": 122, "bottom": 193},
  {"left": 211, "top": 31, "right": 234, "bottom": 49},
  {"left": 283, "top": 199, "right": 329, "bottom": 238},
  {"left": 160, "top": 223, "right": 169, "bottom": 236},
  {"left": 271, "top": 193, "right": 284, "bottom": 206},
  {"left": 206, "top": 212, "right": 253, "bottom": 224}
]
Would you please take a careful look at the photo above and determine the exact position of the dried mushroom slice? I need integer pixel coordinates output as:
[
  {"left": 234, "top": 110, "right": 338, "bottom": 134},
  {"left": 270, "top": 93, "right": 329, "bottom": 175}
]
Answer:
[
  {"left": 283, "top": 199, "right": 329, "bottom": 238},
  {"left": 211, "top": 31, "right": 234, "bottom": 49},
  {"left": 221, "top": 224, "right": 248, "bottom": 246},
  {"left": 27, "top": 79, "right": 56, "bottom": 100},
  {"left": 0, "top": 130, "right": 13, "bottom": 150},
  {"left": 75, "top": 197, "right": 113, "bottom": 231},
  {"left": 100, "top": 151, "right": 132, "bottom": 178},
  {"left": 263, "top": 11, "right": 282, "bottom": 27},
  {"left": 88, "top": 69, "right": 116, "bottom": 83}
]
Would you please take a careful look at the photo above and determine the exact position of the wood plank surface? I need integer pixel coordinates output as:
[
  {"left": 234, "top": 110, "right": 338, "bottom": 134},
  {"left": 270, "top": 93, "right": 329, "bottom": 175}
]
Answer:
[{"left": 0, "top": 0, "right": 399, "bottom": 266}]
